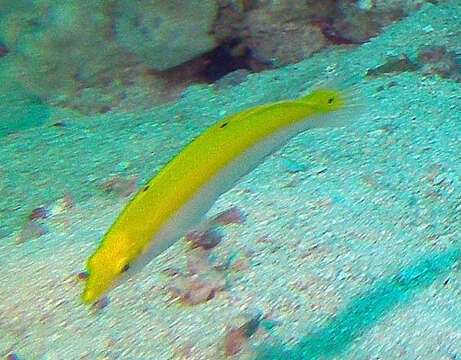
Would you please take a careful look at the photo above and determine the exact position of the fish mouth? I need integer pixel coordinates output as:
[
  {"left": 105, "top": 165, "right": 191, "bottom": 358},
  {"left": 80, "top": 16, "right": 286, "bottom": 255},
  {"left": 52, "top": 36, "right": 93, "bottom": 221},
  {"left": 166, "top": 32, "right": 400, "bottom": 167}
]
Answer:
[
  {"left": 81, "top": 276, "right": 110, "bottom": 304},
  {"left": 82, "top": 287, "right": 99, "bottom": 304}
]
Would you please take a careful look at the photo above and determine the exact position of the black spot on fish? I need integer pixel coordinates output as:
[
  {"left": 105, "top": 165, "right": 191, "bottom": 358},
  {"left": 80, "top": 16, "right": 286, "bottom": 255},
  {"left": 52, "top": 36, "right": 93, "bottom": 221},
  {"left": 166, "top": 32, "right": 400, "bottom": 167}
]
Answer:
[
  {"left": 220, "top": 122, "right": 228, "bottom": 128},
  {"left": 121, "top": 263, "right": 130, "bottom": 273},
  {"left": 143, "top": 186, "right": 149, "bottom": 192}
]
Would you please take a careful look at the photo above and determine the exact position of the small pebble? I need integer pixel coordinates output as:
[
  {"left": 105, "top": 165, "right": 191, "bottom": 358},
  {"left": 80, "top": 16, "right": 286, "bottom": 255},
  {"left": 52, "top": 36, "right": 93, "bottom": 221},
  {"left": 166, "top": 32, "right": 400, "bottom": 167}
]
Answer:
[
  {"left": 224, "top": 312, "right": 263, "bottom": 356},
  {"left": 214, "top": 207, "right": 246, "bottom": 225},
  {"left": 28, "top": 207, "right": 50, "bottom": 221},
  {"left": 92, "top": 296, "right": 110, "bottom": 311},
  {"left": 433, "top": 174, "right": 445, "bottom": 186},
  {"left": 77, "top": 271, "right": 89, "bottom": 281},
  {"left": 313, "top": 166, "right": 328, "bottom": 174},
  {"left": 186, "top": 227, "right": 223, "bottom": 249},
  {"left": 52, "top": 122, "right": 67, "bottom": 128},
  {"left": 224, "top": 326, "right": 248, "bottom": 356},
  {"left": 6, "top": 354, "right": 20, "bottom": 360},
  {"left": 98, "top": 175, "right": 139, "bottom": 197},
  {"left": 46, "top": 193, "right": 74, "bottom": 217}
]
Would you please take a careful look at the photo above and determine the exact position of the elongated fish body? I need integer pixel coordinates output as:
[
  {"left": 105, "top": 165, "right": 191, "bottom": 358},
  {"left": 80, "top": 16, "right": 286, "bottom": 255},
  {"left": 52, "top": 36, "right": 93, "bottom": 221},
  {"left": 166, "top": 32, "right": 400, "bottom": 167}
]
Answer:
[{"left": 82, "top": 87, "right": 358, "bottom": 303}]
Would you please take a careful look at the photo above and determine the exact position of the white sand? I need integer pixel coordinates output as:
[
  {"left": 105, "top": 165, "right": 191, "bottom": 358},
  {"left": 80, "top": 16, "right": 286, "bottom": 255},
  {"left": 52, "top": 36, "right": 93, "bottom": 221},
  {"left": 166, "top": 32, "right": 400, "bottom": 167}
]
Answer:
[{"left": 0, "top": 2, "right": 459, "bottom": 359}]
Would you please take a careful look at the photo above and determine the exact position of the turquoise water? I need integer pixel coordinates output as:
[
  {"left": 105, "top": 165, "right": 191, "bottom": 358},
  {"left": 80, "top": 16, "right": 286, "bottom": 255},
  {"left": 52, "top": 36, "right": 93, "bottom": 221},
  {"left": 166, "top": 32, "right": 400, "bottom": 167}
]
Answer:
[{"left": 0, "top": 1, "right": 459, "bottom": 359}]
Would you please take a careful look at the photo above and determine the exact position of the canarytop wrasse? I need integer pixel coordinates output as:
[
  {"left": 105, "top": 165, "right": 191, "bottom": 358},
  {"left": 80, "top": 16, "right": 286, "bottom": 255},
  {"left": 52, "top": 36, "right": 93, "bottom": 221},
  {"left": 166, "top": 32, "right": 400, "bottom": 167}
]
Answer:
[{"left": 82, "top": 80, "right": 361, "bottom": 304}]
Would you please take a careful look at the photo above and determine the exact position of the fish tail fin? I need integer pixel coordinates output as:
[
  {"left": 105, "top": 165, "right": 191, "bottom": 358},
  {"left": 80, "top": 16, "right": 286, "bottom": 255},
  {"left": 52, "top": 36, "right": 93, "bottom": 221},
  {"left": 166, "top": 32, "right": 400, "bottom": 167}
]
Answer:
[{"left": 297, "top": 75, "right": 364, "bottom": 129}]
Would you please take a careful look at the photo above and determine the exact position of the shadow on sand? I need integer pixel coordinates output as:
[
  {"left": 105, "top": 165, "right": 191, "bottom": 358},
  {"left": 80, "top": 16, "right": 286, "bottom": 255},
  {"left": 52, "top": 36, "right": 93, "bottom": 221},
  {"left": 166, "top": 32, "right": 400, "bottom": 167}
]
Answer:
[{"left": 253, "top": 248, "right": 460, "bottom": 360}]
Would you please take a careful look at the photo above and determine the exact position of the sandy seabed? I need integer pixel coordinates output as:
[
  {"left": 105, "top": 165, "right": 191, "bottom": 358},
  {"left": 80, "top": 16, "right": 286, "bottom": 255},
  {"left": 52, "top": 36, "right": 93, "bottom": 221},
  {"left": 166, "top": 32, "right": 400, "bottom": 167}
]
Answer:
[{"left": 0, "top": 2, "right": 460, "bottom": 359}]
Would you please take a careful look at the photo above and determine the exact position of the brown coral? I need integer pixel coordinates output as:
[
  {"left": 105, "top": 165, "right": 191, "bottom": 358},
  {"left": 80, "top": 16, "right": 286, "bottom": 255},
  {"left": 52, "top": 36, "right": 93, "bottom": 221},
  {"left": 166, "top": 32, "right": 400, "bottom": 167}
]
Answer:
[{"left": 242, "top": 7, "right": 326, "bottom": 67}]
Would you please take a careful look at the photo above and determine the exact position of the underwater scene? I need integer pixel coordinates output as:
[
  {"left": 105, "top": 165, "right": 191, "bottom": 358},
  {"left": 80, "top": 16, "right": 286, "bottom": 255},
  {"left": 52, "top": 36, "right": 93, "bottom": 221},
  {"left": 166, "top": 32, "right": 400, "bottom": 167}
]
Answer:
[{"left": 0, "top": 0, "right": 460, "bottom": 359}]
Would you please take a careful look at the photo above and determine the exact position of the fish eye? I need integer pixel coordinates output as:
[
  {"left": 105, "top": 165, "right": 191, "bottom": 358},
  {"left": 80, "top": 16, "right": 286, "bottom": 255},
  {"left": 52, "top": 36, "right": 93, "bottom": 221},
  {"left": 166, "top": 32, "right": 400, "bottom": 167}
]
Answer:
[
  {"left": 121, "top": 263, "right": 130, "bottom": 273},
  {"left": 327, "top": 97, "right": 334, "bottom": 104}
]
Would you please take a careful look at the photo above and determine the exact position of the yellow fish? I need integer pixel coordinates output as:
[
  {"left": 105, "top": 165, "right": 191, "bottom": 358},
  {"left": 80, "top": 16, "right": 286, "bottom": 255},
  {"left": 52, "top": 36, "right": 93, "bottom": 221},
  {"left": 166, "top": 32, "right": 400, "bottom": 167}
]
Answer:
[{"left": 82, "top": 83, "right": 360, "bottom": 304}]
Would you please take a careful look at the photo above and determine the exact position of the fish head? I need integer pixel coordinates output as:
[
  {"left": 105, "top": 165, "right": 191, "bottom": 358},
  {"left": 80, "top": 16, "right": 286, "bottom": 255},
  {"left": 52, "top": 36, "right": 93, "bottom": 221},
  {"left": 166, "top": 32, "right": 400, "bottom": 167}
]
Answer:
[
  {"left": 82, "top": 231, "right": 137, "bottom": 304},
  {"left": 300, "top": 89, "right": 347, "bottom": 112}
]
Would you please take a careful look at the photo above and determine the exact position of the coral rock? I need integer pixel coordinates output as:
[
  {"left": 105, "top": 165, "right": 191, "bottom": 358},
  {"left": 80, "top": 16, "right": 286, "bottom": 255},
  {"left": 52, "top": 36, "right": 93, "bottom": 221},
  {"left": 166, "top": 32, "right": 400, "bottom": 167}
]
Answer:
[
  {"left": 243, "top": 8, "right": 326, "bottom": 67},
  {"left": 115, "top": 0, "right": 218, "bottom": 71}
]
